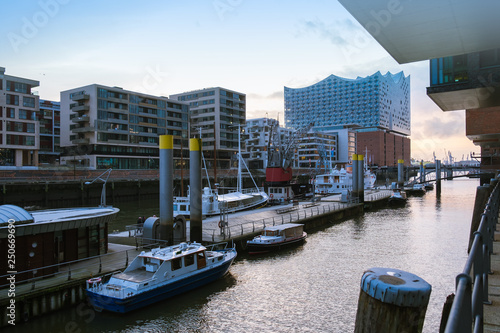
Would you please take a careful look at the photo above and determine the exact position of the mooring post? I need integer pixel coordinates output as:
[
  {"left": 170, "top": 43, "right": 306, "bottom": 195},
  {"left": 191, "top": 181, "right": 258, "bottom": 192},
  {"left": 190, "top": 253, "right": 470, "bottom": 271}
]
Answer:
[
  {"left": 190, "top": 138, "right": 203, "bottom": 243},
  {"left": 354, "top": 267, "right": 431, "bottom": 333},
  {"left": 358, "top": 154, "right": 364, "bottom": 203},
  {"left": 352, "top": 154, "right": 359, "bottom": 200},
  {"left": 436, "top": 160, "right": 441, "bottom": 195},
  {"left": 159, "top": 135, "right": 174, "bottom": 245},
  {"left": 397, "top": 159, "right": 404, "bottom": 189}
]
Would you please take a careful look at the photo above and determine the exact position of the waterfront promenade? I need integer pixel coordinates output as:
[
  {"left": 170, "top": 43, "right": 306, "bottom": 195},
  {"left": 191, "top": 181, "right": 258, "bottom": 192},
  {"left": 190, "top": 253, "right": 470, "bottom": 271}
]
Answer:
[{"left": 485, "top": 220, "right": 500, "bottom": 332}]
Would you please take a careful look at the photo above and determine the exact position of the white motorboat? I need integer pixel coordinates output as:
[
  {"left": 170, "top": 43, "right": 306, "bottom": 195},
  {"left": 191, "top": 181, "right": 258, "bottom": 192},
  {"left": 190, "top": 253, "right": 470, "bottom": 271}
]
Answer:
[
  {"left": 315, "top": 167, "right": 376, "bottom": 195},
  {"left": 246, "top": 223, "right": 307, "bottom": 254},
  {"left": 388, "top": 188, "right": 408, "bottom": 206},
  {"left": 86, "top": 242, "right": 237, "bottom": 313}
]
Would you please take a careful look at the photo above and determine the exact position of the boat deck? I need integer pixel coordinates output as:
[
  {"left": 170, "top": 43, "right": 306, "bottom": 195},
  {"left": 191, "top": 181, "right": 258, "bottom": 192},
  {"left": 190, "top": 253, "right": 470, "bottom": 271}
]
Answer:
[{"left": 113, "top": 269, "right": 154, "bottom": 283}]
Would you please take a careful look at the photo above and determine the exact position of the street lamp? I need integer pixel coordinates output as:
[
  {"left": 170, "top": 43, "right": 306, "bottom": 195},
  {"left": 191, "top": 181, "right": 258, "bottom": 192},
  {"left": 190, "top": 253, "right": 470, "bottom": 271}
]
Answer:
[{"left": 84, "top": 168, "right": 112, "bottom": 207}]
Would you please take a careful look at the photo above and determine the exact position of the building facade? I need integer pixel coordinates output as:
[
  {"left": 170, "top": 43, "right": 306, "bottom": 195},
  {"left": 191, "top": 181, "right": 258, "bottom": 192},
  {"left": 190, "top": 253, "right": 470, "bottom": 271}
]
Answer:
[
  {"left": 284, "top": 71, "right": 411, "bottom": 136},
  {"left": 0, "top": 67, "right": 40, "bottom": 167},
  {"left": 60, "top": 84, "right": 189, "bottom": 170},
  {"left": 295, "top": 132, "right": 337, "bottom": 172},
  {"left": 170, "top": 87, "right": 246, "bottom": 170},
  {"left": 427, "top": 49, "right": 500, "bottom": 170},
  {"left": 38, "top": 100, "right": 61, "bottom": 165},
  {"left": 356, "top": 130, "right": 411, "bottom": 167}
]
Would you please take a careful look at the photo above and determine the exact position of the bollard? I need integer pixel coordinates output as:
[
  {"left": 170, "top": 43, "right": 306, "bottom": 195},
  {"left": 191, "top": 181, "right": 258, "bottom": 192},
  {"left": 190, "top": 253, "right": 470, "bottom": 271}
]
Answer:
[{"left": 354, "top": 267, "right": 432, "bottom": 333}]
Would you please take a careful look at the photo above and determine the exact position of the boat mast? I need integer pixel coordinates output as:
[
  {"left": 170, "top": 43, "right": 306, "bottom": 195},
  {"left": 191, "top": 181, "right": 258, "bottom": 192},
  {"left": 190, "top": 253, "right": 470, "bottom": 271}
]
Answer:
[{"left": 237, "top": 124, "right": 242, "bottom": 193}]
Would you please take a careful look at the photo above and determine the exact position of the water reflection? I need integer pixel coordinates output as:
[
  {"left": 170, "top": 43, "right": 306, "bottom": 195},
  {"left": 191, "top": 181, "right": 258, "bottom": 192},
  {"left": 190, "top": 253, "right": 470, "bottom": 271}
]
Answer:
[{"left": 7, "top": 179, "right": 479, "bottom": 333}]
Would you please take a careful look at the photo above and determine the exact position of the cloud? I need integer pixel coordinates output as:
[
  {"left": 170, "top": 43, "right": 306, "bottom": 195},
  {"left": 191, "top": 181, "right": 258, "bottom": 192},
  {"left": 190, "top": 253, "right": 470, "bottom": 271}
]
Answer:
[
  {"left": 295, "top": 18, "right": 356, "bottom": 46},
  {"left": 413, "top": 116, "right": 464, "bottom": 140},
  {"left": 248, "top": 91, "right": 284, "bottom": 99}
]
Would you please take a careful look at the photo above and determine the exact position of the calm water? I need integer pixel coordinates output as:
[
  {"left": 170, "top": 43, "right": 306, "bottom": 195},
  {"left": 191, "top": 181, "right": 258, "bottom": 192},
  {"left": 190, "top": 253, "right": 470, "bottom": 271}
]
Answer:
[{"left": 8, "top": 178, "right": 478, "bottom": 333}]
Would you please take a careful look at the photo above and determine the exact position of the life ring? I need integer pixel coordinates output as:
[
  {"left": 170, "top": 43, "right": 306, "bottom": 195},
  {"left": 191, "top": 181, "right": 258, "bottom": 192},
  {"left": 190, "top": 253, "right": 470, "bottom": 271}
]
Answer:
[
  {"left": 88, "top": 277, "right": 101, "bottom": 284},
  {"left": 218, "top": 221, "right": 223, "bottom": 229},
  {"left": 270, "top": 193, "right": 274, "bottom": 199}
]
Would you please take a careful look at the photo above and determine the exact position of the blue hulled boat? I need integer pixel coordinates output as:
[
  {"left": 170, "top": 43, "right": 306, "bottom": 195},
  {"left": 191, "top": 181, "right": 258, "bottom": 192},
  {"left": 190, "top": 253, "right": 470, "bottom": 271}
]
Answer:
[{"left": 86, "top": 242, "right": 236, "bottom": 313}]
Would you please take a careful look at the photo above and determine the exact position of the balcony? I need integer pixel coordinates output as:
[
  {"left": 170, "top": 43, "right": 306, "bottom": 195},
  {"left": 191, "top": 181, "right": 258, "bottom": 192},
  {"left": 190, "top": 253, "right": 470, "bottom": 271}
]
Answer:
[
  {"left": 71, "top": 105, "right": 89, "bottom": 113},
  {"left": 72, "top": 126, "right": 95, "bottom": 133},
  {"left": 71, "top": 94, "right": 89, "bottom": 102},
  {"left": 71, "top": 138, "right": 89, "bottom": 145},
  {"left": 71, "top": 114, "right": 89, "bottom": 123}
]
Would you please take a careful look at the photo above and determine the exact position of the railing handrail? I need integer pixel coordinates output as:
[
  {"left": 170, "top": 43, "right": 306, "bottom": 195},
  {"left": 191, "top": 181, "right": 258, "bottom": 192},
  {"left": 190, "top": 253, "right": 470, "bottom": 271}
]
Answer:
[{"left": 444, "top": 179, "right": 500, "bottom": 332}]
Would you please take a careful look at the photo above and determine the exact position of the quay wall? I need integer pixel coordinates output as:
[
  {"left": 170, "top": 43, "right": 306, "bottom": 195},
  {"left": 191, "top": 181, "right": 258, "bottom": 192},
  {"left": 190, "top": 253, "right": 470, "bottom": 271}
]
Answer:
[
  {"left": 1, "top": 277, "right": 92, "bottom": 327},
  {"left": 229, "top": 203, "right": 365, "bottom": 252}
]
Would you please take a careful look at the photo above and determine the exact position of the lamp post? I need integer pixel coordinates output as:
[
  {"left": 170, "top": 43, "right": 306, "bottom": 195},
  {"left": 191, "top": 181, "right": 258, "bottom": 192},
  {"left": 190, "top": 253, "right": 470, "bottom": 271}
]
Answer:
[{"left": 84, "top": 168, "right": 112, "bottom": 207}]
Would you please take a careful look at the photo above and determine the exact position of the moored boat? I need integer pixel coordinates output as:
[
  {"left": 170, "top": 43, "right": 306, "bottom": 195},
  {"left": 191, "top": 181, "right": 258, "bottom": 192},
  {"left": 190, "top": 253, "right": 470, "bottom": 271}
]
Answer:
[
  {"left": 86, "top": 242, "right": 237, "bottom": 313},
  {"left": 314, "top": 167, "right": 376, "bottom": 195},
  {"left": 246, "top": 223, "right": 307, "bottom": 254},
  {"left": 388, "top": 188, "right": 408, "bottom": 206},
  {"left": 408, "top": 183, "right": 426, "bottom": 196}
]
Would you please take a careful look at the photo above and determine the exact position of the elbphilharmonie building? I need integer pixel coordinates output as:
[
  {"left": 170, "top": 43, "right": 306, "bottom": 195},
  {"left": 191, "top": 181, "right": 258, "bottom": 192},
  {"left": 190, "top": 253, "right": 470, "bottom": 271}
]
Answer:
[{"left": 284, "top": 71, "right": 410, "bottom": 136}]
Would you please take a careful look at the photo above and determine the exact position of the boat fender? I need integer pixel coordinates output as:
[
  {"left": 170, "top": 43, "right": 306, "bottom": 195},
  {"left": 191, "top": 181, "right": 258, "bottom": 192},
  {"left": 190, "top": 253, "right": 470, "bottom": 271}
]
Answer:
[{"left": 88, "top": 277, "right": 101, "bottom": 284}]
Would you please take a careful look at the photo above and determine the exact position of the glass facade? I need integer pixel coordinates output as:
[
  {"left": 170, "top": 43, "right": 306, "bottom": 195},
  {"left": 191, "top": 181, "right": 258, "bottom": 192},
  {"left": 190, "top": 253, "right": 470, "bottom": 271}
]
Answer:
[{"left": 284, "top": 71, "right": 410, "bottom": 136}]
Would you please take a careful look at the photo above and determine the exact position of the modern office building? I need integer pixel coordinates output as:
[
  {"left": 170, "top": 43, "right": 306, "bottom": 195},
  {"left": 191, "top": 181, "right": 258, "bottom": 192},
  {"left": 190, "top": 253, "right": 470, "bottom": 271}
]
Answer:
[
  {"left": 38, "top": 100, "right": 61, "bottom": 165},
  {"left": 170, "top": 87, "right": 246, "bottom": 170},
  {"left": 60, "top": 84, "right": 189, "bottom": 170},
  {"left": 339, "top": 0, "right": 500, "bottom": 174},
  {"left": 0, "top": 67, "right": 40, "bottom": 167},
  {"left": 284, "top": 71, "right": 411, "bottom": 136}
]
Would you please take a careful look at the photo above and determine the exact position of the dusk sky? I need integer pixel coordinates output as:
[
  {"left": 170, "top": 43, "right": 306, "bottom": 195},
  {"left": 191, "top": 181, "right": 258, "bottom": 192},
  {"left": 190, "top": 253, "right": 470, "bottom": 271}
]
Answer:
[{"left": 1, "top": 0, "right": 478, "bottom": 162}]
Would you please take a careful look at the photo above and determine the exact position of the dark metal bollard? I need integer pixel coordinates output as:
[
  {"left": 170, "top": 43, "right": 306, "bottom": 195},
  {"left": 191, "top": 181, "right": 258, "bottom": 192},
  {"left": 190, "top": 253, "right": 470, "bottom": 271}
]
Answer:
[{"left": 354, "top": 267, "right": 432, "bottom": 333}]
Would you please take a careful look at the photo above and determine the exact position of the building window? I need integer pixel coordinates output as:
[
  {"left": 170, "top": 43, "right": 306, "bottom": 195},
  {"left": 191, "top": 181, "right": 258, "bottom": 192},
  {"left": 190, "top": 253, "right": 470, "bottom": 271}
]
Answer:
[
  {"left": 430, "top": 55, "right": 469, "bottom": 85},
  {"left": 479, "top": 49, "right": 500, "bottom": 68},
  {"left": 6, "top": 108, "right": 15, "bottom": 118},
  {"left": 19, "top": 109, "right": 36, "bottom": 120},
  {"left": 6, "top": 81, "right": 29, "bottom": 94},
  {"left": 23, "top": 96, "right": 35, "bottom": 108},
  {"left": 6, "top": 94, "right": 19, "bottom": 106}
]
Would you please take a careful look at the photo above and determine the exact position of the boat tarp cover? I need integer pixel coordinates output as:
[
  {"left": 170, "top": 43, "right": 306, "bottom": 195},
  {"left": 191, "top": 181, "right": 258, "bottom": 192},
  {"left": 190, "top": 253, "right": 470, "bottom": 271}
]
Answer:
[{"left": 218, "top": 192, "right": 253, "bottom": 203}]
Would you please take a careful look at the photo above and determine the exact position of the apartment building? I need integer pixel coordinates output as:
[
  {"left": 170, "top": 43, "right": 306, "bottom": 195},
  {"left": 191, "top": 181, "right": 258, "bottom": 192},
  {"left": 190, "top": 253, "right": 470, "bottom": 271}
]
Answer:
[
  {"left": 60, "top": 84, "right": 189, "bottom": 169},
  {"left": 0, "top": 67, "right": 40, "bottom": 167},
  {"left": 38, "top": 99, "right": 61, "bottom": 165}
]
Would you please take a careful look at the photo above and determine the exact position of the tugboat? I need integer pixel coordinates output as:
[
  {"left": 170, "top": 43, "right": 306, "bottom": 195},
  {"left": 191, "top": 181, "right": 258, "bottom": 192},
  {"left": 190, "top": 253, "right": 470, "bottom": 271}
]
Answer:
[
  {"left": 86, "top": 242, "right": 236, "bottom": 313},
  {"left": 246, "top": 223, "right": 307, "bottom": 254},
  {"left": 388, "top": 188, "right": 408, "bottom": 206}
]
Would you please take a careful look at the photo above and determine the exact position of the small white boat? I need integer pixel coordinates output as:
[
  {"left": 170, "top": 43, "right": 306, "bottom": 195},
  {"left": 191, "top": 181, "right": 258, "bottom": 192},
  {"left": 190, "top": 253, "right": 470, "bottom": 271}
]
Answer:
[
  {"left": 246, "top": 223, "right": 307, "bottom": 254},
  {"left": 315, "top": 167, "right": 376, "bottom": 195},
  {"left": 86, "top": 242, "right": 237, "bottom": 313},
  {"left": 388, "top": 189, "right": 408, "bottom": 206},
  {"left": 408, "top": 183, "right": 426, "bottom": 196}
]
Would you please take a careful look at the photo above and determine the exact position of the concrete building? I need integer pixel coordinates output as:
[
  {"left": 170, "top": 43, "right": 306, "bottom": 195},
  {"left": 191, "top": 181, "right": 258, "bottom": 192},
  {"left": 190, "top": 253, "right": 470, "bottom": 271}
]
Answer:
[
  {"left": 170, "top": 87, "right": 246, "bottom": 170},
  {"left": 38, "top": 100, "right": 61, "bottom": 165},
  {"left": 242, "top": 117, "right": 294, "bottom": 170},
  {"left": 339, "top": 0, "right": 500, "bottom": 173},
  {"left": 311, "top": 125, "right": 358, "bottom": 165},
  {"left": 0, "top": 67, "right": 40, "bottom": 167},
  {"left": 284, "top": 71, "right": 411, "bottom": 136},
  {"left": 60, "top": 84, "right": 189, "bottom": 170},
  {"left": 295, "top": 132, "right": 337, "bottom": 173}
]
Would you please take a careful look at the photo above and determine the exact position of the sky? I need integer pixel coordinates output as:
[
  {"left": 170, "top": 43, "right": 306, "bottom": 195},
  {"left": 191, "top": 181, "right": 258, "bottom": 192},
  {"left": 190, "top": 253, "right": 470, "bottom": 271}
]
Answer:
[{"left": 1, "top": 0, "right": 478, "bottom": 162}]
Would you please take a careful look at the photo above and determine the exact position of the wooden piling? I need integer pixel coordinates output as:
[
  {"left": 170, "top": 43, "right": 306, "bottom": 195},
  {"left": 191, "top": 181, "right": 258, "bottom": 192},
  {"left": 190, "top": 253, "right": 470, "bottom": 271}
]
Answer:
[{"left": 354, "top": 267, "right": 432, "bottom": 333}]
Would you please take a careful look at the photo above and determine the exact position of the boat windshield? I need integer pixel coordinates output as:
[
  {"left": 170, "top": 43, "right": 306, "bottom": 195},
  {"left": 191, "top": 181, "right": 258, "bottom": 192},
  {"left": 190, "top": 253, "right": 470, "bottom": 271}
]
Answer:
[{"left": 263, "top": 230, "right": 278, "bottom": 237}]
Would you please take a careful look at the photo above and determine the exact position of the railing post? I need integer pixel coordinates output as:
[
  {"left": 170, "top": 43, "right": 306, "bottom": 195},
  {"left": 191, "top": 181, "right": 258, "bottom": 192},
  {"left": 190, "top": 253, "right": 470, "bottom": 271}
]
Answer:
[
  {"left": 252, "top": 221, "right": 255, "bottom": 232},
  {"left": 125, "top": 250, "right": 129, "bottom": 267},
  {"left": 68, "top": 263, "right": 71, "bottom": 280},
  {"left": 98, "top": 255, "right": 102, "bottom": 273},
  {"left": 241, "top": 224, "right": 243, "bottom": 235}
]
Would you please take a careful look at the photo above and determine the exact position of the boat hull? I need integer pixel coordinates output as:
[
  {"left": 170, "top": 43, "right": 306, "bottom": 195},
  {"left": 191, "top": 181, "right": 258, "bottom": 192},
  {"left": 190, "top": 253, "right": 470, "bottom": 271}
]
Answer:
[
  {"left": 247, "top": 233, "right": 307, "bottom": 255},
  {"left": 86, "top": 255, "right": 235, "bottom": 313}
]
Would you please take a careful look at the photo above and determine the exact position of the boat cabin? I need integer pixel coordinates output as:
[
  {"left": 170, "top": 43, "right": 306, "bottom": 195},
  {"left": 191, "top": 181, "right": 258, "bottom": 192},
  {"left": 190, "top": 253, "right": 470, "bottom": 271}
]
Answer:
[{"left": 261, "top": 223, "right": 304, "bottom": 239}]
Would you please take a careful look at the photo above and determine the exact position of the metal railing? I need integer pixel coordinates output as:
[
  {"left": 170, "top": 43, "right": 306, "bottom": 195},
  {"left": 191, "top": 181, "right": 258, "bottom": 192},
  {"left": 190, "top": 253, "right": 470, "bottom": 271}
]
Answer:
[
  {"left": 204, "top": 201, "right": 357, "bottom": 242},
  {"left": 444, "top": 179, "right": 500, "bottom": 332},
  {"left": 0, "top": 238, "right": 168, "bottom": 293}
]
